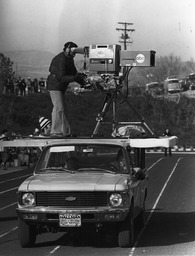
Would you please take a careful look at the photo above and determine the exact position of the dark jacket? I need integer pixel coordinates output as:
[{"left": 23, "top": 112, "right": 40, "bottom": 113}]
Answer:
[
  {"left": 163, "top": 130, "right": 172, "bottom": 136},
  {"left": 47, "top": 52, "right": 77, "bottom": 93}
]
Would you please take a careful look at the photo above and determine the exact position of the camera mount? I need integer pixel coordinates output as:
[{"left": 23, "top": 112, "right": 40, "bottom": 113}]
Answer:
[
  {"left": 89, "top": 73, "right": 155, "bottom": 137},
  {"left": 76, "top": 44, "right": 156, "bottom": 137}
]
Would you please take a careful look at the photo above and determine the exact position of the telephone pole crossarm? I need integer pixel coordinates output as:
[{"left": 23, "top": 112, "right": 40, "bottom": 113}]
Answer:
[{"left": 116, "top": 22, "right": 135, "bottom": 50}]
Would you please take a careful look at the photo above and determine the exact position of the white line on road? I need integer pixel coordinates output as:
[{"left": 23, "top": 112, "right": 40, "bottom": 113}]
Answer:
[
  {"left": 0, "top": 187, "right": 18, "bottom": 195},
  {"left": 147, "top": 157, "right": 164, "bottom": 171},
  {"left": 0, "top": 226, "right": 18, "bottom": 238},
  {"left": 129, "top": 157, "right": 182, "bottom": 256},
  {"left": 0, "top": 202, "right": 17, "bottom": 211},
  {"left": 49, "top": 245, "right": 61, "bottom": 254},
  {"left": 0, "top": 174, "right": 29, "bottom": 184}
]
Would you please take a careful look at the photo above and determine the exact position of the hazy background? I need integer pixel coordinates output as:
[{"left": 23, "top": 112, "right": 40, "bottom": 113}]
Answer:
[{"left": 0, "top": 0, "right": 194, "bottom": 60}]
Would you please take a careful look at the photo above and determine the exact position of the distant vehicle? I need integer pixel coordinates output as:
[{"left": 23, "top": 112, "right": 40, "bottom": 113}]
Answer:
[
  {"left": 187, "top": 73, "right": 195, "bottom": 90},
  {"left": 145, "top": 82, "right": 163, "bottom": 95},
  {"left": 163, "top": 77, "right": 181, "bottom": 94},
  {"left": 179, "top": 78, "right": 190, "bottom": 91}
]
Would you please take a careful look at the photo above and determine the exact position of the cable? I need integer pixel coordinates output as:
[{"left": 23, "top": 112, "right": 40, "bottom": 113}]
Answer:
[{"left": 117, "top": 66, "right": 133, "bottom": 104}]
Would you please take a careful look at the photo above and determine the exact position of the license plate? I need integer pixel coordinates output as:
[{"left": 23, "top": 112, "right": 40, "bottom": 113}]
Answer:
[{"left": 59, "top": 213, "right": 81, "bottom": 227}]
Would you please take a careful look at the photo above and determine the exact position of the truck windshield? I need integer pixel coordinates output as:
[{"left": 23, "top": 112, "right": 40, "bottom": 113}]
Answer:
[{"left": 35, "top": 144, "right": 128, "bottom": 174}]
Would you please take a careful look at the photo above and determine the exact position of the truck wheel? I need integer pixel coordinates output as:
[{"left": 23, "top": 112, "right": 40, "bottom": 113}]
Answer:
[
  {"left": 118, "top": 212, "right": 134, "bottom": 248},
  {"left": 18, "top": 219, "right": 37, "bottom": 248},
  {"left": 102, "top": 227, "right": 117, "bottom": 247},
  {"left": 136, "top": 201, "right": 146, "bottom": 229}
]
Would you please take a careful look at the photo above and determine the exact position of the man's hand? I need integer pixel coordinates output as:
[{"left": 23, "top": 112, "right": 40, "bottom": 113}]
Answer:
[{"left": 74, "top": 73, "right": 87, "bottom": 86}]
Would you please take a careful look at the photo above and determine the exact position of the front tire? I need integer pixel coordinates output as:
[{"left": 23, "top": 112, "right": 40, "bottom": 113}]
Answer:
[
  {"left": 136, "top": 201, "right": 146, "bottom": 229},
  {"left": 118, "top": 210, "right": 134, "bottom": 248},
  {"left": 18, "top": 219, "right": 37, "bottom": 248}
]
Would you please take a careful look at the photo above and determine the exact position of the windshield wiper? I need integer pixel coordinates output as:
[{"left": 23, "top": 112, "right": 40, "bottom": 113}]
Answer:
[
  {"left": 77, "top": 167, "right": 116, "bottom": 174},
  {"left": 98, "top": 168, "right": 116, "bottom": 174},
  {"left": 37, "top": 167, "right": 75, "bottom": 173}
]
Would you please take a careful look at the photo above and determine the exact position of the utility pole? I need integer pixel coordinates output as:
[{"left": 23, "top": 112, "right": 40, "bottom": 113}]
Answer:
[{"left": 116, "top": 22, "right": 135, "bottom": 50}]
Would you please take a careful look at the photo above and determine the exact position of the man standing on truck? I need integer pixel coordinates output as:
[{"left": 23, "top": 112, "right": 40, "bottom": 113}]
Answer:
[{"left": 47, "top": 42, "right": 86, "bottom": 137}]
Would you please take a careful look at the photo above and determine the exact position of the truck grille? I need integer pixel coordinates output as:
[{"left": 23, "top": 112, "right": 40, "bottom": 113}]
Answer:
[{"left": 36, "top": 192, "right": 108, "bottom": 207}]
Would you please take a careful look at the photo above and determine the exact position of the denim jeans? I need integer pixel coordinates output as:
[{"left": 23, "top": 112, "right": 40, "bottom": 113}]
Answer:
[{"left": 49, "top": 90, "right": 71, "bottom": 135}]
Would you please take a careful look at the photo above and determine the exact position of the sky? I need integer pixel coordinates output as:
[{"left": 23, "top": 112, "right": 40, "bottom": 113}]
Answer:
[{"left": 0, "top": 0, "right": 194, "bottom": 61}]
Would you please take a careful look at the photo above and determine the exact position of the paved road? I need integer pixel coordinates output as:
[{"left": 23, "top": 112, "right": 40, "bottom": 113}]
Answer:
[{"left": 0, "top": 154, "right": 195, "bottom": 256}]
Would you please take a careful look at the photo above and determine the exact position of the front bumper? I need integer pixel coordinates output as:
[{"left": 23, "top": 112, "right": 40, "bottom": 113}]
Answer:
[{"left": 16, "top": 206, "right": 129, "bottom": 224}]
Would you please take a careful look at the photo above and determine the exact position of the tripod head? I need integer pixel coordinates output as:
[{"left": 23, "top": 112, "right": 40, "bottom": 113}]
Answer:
[{"left": 82, "top": 73, "right": 123, "bottom": 92}]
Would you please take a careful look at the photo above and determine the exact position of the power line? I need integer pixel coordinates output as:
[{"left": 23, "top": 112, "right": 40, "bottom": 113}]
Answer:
[{"left": 116, "top": 22, "right": 135, "bottom": 50}]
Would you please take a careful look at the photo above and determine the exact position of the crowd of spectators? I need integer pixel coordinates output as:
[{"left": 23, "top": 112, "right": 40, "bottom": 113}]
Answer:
[
  {"left": 2, "top": 76, "right": 46, "bottom": 96},
  {"left": 0, "top": 115, "right": 53, "bottom": 170},
  {"left": 0, "top": 146, "right": 39, "bottom": 170},
  {"left": 0, "top": 76, "right": 50, "bottom": 170}
]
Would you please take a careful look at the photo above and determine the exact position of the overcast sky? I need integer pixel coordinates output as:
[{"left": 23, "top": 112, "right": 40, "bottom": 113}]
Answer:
[{"left": 0, "top": 0, "right": 194, "bottom": 61}]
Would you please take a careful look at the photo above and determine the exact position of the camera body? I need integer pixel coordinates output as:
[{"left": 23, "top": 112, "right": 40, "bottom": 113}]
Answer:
[
  {"left": 75, "top": 44, "right": 156, "bottom": 74},
  {"left": 86, "top": 44, "right": 155, "bottom": 74},
  {"left": 88, "top": 44, "right": 121, "bottom": 75},
  {"left": 75, "top": 44, "right": 156, "bottom": 92},
  {"left": 120, "top": 50, "right": 155, "bottom": 67}
]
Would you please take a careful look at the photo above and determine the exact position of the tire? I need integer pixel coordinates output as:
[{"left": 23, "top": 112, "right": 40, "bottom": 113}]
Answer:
[
  {"left": 102, "top": 226, "right": 117, "bottom": 247},
  {"left": 136, "top": 202, "right": 146, "bottom": 229},
  {"left": 18, "top": 219, "right": 37, "bottom": 248},
  {"left": 118, "top": 210, "right": 134, "bottom": 248}
]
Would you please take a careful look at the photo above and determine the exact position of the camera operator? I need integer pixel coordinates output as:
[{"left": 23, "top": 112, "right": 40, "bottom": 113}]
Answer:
[{"left": 47, "top": 41, "right": 86, "bottom": 137}]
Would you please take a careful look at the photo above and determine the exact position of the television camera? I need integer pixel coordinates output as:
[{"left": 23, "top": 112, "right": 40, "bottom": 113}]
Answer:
[
  {"left": 73, "top": 44, "right": 156, "bottom": 136},
  {"left": 74, "top": 44, "right": 155, "bottom": 91}
]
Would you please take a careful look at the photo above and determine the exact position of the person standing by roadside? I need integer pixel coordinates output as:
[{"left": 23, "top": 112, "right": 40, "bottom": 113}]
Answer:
[
  {"left": 27, "top": 77, "right": 32, "bottom": 94},
  {"left": 33, "top": 78, "right": 39, "bottom": 93},
  {"left": 163, "top": 128, "right": 172, "bottom": 157},
  {"left": 21, "top": 79, "right": 26, "bottom": 96},
  {"left": 46, "top": 41, "right": 86, "bottom": 137},
  {"left": 0, "top": 129, "right": 11, "bottom": 170},
  {"left": 39, "top": 78, "right": 45, "bottom": 93},
  {"left": 17, "top": 77, "right": 23, "bottom": 96}
]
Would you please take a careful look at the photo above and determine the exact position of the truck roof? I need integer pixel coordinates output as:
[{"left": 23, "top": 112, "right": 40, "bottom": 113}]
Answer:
[{"left": 0, "top": 136, "right": 178, "bottom": 150}]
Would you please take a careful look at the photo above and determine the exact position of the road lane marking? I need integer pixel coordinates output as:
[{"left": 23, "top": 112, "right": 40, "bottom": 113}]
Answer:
[
  {"left": 147, "top": 157, "right": 163, "bottom": 171},
  {"left": 0, "top": 187, "right": 18, "bottom": 195},
  {"left": 0, "top": 226, "right": 18, "bottom": 238},
  {"left": 129, "top": 157, "right": 182, "bottom": 256},
  {"left": 0, "top": 174, "right": 30, "bottom": 184},
  {"left": 47, "top": 233, "right": 74, "bottom": 255},
  {"left": 49, "top": 245, "right": 61, "bottom": 254},
  {"left": 0, "top": 202, "right": 17, "bottom": 211}
]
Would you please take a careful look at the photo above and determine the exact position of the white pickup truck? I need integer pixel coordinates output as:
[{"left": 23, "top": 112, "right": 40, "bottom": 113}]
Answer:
[{"left": 16, "top": 136, "right": 177, "bottom": 248}]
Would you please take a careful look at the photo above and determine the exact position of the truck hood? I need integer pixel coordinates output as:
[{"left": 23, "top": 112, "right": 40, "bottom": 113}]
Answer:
[{"left": 19, "top": 173, "right": 129, "bottom": 192}]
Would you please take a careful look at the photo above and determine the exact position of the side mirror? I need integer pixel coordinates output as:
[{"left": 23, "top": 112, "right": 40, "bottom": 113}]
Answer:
[{"left": 133, "top": 167, "right": 146, "bottom": 180}]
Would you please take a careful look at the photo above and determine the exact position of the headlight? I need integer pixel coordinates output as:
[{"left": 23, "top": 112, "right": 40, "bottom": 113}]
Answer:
[
  {"left": 110, "top": 193, "right": 123, "bottom": 207},
  {"left": 21, "top": 193, "right": 35, "bottom": 206}
]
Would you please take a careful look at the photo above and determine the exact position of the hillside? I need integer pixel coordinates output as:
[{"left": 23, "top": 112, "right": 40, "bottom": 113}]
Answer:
[
  {"left": 4, "top": 50, "right": 55, "bottom": 79},
  {"left": 0, "top": 92, "right": 195, "bottom": 147}
]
